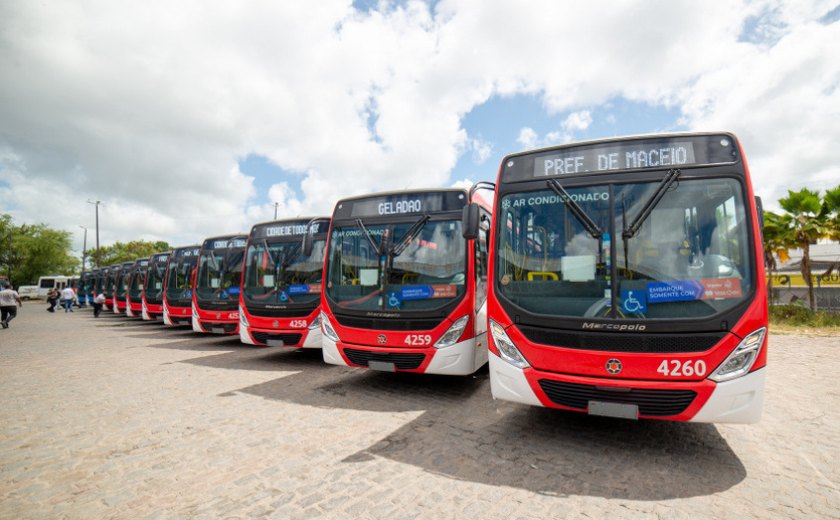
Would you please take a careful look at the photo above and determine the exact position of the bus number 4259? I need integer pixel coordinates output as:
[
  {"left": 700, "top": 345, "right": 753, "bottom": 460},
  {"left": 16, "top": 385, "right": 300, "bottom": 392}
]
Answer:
[{"left": 657, "top": 360, "right": 707, "bottom": 377}]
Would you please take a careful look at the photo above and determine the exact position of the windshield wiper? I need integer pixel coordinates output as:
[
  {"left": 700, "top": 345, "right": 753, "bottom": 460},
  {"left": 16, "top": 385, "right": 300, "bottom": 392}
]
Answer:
[
  {"left": 390, "top": 214, "right": 430, "bottom": 257},
  {"left": 622, "top": 168, "right": 681, "bottom": 239},
  {"left": 547, "top": 179, "right": 603, "bottom": 239},
  {"left": 355, "top": 218, "right": 383, "bottom": 255}
]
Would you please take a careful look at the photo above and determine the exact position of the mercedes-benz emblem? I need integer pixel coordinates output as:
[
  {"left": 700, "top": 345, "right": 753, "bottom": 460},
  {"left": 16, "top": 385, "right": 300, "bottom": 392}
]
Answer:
[
  {"left": 377, "top": 334, "right": 386, "bottom": 345},
  {"left": 273, "top": 320, "right": 279, "bottom": 328},
  {"left": 215, "top": 313, "right": 221, "bottom": 319},
  {"left": 605, "top": 358, "right": 622, "bottom": 374}
]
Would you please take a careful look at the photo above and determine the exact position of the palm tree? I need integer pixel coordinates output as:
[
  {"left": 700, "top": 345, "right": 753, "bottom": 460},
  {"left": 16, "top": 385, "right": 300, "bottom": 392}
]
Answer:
[
  {"left": 761, "top": 211, "right": 793, "bottom": 305},
  {"left": 779, "top": 189, "right": 829, "bottom": 311}
]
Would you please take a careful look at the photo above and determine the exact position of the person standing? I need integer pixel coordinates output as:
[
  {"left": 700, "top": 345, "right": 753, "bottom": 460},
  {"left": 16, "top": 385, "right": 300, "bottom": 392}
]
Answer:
[
  {"left": 46, "top": 288, "right": 59, "bottom": 312},
  {"left": 0, "top": 281, "right": 22, "bottom": 329},
  {"left": 93, "top": 291, "right": 105, "bottom": 318},
  {"left": 61, "top": 286, "right": 76, "bottom": 312}
]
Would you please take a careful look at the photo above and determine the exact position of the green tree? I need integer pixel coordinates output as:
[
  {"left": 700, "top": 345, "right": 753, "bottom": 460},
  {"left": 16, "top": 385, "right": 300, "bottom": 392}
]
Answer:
[
  {"left": 824, "top": 185, "right": 840, "bottom": 242},
  {"left": 0, "top": 214, "right": 80, "bottom": 286},
  {"left": 98, "top": 240, "right": 170, "bottom": 266},
  {"left": 778, "top": 189, "right": 829, "bottom": 311},
  {"left": 761, "top": 211, "right": 794, "bottom": 305}
]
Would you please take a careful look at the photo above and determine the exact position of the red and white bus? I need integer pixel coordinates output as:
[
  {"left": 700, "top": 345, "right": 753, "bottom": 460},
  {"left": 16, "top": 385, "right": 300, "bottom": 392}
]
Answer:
[
  {"left": 102, "top": 264, "right": 120, "bottom": 311},
  {"left": 192, "top": 234, "right": 247, "bottom": 334},
  {"left": 142, "top": 251, "right": 171, "bottom": 321},
  {"left": 320, "top": 189, "right": 491, "bottom": 375},
  {"left": 473, "top": 132, "right": 767, "bottom": 422},
  {"left": 113, "top": 261, "right": 135, "bottom": 315},
  {"left": 162, "top": 245, "right": 200, "bottom": 326},
  {"left": 239, "top": 218, "right": 329, "bottom": 347},
  {"left": 126, "top": 258, "right": 149, "bottom": 317}
]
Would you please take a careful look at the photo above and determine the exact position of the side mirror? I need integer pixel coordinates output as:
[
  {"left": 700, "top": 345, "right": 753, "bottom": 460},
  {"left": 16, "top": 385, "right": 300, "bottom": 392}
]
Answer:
[
  {"left": 462, "top": 203, "right": 480, "bottom": 240},
  {"left": 755, "top": 196, "right": 764, "bottom": 237},
  {"left": 302, "top": 232, "right": 313, "bottom": 257}
]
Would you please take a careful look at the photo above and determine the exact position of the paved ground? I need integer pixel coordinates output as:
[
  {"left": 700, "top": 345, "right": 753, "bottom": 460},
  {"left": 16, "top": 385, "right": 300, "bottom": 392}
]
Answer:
[{"left": 0, "top": 305, "right": 838, "bottom": 519}]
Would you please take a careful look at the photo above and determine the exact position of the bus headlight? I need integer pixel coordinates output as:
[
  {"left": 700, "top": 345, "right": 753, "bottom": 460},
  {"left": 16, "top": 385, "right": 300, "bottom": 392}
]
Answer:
[
  {"left": 489, "top": 319, "right": 530, "bottom": 369},
  {"left": 308, "top": 315, "right": 321, "bottom": 330},
  {"left": 434, "top": 315, "right": 469, "bottom": 349},
  {"left": 709, "top": 327, "right": 766, "bottom": 383},
  {"left": 320, "top": 311, "right": 340, "bottom": 342}
]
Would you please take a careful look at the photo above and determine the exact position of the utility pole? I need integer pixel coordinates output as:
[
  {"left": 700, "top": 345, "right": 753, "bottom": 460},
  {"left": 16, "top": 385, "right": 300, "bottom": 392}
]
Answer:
[
  {"left": 87, "top": 200, "right": 102, "bottom": 267},
  {"left": 79, "top": 225, "right": 88, "bottom": 273},
  {"left": 274, "top": 202, "right": 279, "bottom": 220}
]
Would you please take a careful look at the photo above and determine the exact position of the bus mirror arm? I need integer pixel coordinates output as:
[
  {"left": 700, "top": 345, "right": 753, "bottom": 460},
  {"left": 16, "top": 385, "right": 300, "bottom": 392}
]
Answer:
[
  {"left": 755, "top": 196, "right": 764, "bottom": 236},
  {"left": 462, "top": 203, "right": 480, "bottom": 240},
  {"left": 301, "top": 217, "right": 330, "bottom": 257},
  {"left": 301, "top": 233, "right": 313, "bottom": 258}
]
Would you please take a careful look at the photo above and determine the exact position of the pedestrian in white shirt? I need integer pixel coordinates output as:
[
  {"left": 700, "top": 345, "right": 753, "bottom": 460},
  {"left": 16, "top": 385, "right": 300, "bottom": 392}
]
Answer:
[
  {"left": 0, "top": 281, "right": 22, "bottom": 329},
  {"left": 60, "top": 286, "right": 76, "bottom": 313}
]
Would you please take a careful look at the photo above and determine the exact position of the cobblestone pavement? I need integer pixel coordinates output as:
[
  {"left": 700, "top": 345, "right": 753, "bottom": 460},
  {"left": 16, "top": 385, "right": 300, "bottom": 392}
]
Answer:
[{"left": 0, "top": 306, "right": 838, "bottom": 519}]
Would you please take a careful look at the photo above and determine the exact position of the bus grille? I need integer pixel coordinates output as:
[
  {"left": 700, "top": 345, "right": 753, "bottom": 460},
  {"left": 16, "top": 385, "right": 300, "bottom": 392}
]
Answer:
[
  {"left": 251, "top": 332, "right": 303, "bottom": 346},
  {"left": 246, "top": 307, "right": 314, "bottom": 318},
  {"left": 537, "top": 380, "right": 697, "bottom": 417},
  {"left": 343, "top": 349, "right": 426, "bottom": 370},
  {"left": 335, "top": 315, "right": 442, "bottom": 331},
  {"left": 204, "top": 322, "right": 237, "bottom": 333},
  {"left": 519, "top": 326, "right": 725, "bottom": 353}
]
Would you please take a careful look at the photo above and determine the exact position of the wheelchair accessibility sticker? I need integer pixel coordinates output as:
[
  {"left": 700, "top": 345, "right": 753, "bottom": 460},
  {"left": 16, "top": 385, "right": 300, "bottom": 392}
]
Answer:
[{"left": 621, "top": 289, "right": 647, "bottom": 314}]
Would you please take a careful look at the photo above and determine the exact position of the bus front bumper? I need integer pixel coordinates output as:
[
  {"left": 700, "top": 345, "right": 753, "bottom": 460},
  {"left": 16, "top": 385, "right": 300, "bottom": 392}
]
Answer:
[
  {"left": 322, "top": 335, "right": 486, "bottom": 375},
  {"left": 240, "top": 326, "right": 322, "bottom": 348},
  {"left": 488, "top": 352, "right": 764, "bottom": 423}
]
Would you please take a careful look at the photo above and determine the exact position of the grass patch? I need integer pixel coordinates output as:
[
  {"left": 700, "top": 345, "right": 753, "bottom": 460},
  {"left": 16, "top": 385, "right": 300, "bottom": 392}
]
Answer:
[{"left": 769, "top": 304, "right": 840, "bottom": 332}]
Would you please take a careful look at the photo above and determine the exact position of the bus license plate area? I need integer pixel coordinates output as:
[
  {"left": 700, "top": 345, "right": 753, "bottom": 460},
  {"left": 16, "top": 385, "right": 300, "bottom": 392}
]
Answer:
[
  {"left": 588, "top": 401, "right": 639, "bottom": 420},
  {"left": 267, "top": 339, "right": 285, "bottom": 347},
  {"left": 211, "top": 327, "right": 226, "bottom": 334},
  {"left": 368, "top": 360, "right": 396, "bottom": 372}
]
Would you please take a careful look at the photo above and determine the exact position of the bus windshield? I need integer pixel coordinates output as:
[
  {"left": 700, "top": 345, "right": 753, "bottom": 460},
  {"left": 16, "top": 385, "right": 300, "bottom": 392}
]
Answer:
[
  {"left": 196, "top": 247, "right": 245, "bottom": 302},
  {"left": 165, "top": 257, "right": 196, "bottom": 303},
  {"left": 496, "top": 177, "right": 752, "bottom": 319},
  {"left": 115, "top": 270, "right": 129, "bottom": 299},
  {"left": 243, "top": 239, "right": 325, "bottom": 307},
  {"left": 326, "top": 219, "right": 466, "bottom": 312},
  {"left": 128, "top": 266, "right": 146, "bottom": 300},
  {"left": 144, "top": 257, "right": 168, "bottom": 302}
]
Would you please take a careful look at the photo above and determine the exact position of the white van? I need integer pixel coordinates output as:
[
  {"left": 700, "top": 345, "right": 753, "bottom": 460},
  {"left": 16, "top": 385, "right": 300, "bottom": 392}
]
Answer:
[{"left": 17, "top": 285, "right": 40, "bottom": 300}]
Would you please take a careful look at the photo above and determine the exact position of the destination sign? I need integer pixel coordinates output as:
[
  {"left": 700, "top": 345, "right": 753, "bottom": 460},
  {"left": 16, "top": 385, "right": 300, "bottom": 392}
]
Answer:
[
  {"left": 203, "top": 237, "right": 248, "bottom": 250},
  {"left": 251, "top": 219, "right": 329, "bottom": 239},
  {"left": 153, "top": 254, "right": 170, "bottom": 263},
  {"left": 333, "top": 191, "right": 467, "bottom": 220},
  {"left": 174, "top": 247, "right": 200, "bottom": 258},
  {"left": 502, "top": 134, "right": 739, "bottom": 182}
]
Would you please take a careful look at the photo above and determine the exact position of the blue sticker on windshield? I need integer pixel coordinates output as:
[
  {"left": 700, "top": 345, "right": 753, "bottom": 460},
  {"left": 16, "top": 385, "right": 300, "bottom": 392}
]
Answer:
[
  {"left": 400, "top": 286, "right": 434, "bottom": 300},
  {"left": 279, "top": 291, "right": 288, "bottom": 302},
  {"left": 620, "top": 289, "right": 646, "bottom": 314},
  {"left": 647, "top": 280, "right": 704, "bottom": 303},
  {"left": 387, "top": 292, "right": 401, "bottom": 308},
  {"left": 288, "top": 284, "right": 310, "bottom": 295},
  {"left": 228, "top": 286, "right": 240, "bottom": 295}
]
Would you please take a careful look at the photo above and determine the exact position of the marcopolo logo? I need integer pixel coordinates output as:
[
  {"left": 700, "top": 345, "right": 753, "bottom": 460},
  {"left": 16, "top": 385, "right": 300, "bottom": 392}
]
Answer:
[
  {"left": 605, "top": 358, "right": 622, "bottom": 374},
  {"left": 582, "top": 322, "right": 646, "bottom": 331}
]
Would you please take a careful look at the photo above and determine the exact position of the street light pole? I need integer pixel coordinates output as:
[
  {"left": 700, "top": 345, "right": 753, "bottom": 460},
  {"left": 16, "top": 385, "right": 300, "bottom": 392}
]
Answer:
[
  {"left": 87, "top": 200, "right": 102, "bottom": 267},
  {"left": 79, "top": 225, "right": 88, "bottom": 273},
  {"left": 274, "top": 202, "right": 279, "bottom": 220}
]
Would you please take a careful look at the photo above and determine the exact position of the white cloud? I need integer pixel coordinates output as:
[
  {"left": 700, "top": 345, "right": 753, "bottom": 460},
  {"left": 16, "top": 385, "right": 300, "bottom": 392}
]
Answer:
[
  {"left": 517, "top": 127, "right": 538, "bottom": 149},
  {"left": 1, "top": 0, "right": 838, "bottom": 259}
]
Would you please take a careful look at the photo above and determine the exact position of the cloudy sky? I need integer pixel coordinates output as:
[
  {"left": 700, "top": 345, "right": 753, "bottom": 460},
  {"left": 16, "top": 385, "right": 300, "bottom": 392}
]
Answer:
[{"left": 1, "top": 0, "right": 839, "bottom": 258}]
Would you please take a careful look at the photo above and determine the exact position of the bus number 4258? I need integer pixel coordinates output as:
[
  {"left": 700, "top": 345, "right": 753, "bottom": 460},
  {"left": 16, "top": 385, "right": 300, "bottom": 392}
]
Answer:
[{"left": 657, "top": 360, "right": 707, "bottom": 377}]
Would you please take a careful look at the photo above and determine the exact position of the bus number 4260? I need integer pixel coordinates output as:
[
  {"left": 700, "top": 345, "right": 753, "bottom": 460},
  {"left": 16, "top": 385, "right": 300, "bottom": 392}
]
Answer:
[{"left": 657, "top": 360, "right": 707, "bottom": 377}]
